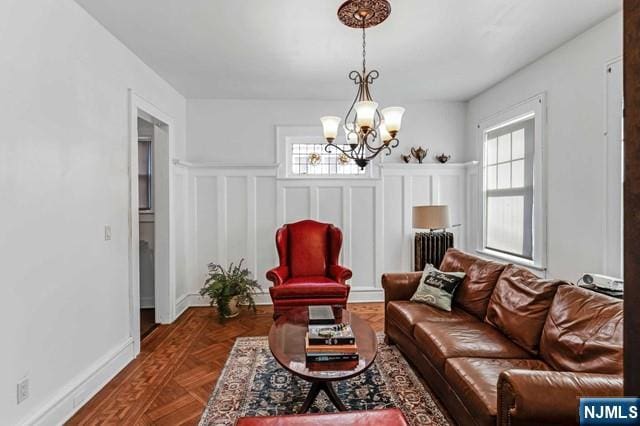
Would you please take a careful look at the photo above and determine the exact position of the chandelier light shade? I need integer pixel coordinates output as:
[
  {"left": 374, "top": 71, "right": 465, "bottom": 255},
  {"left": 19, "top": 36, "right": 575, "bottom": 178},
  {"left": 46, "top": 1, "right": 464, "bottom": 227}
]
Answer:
[
  {"left": 379, "top": 123, "right": 393, "bottom": 143},
  {"left": 320, "top": 0, "right": 405, "bottom": 169},
  {"left": 320, "top": 116, "right": 341, "bottom": 142},
  {"left": 354, "top": 101, "right": 378, "bottom": 129},
  {"left": 381, "top": 106, "right": 405, "bottom": 135}
]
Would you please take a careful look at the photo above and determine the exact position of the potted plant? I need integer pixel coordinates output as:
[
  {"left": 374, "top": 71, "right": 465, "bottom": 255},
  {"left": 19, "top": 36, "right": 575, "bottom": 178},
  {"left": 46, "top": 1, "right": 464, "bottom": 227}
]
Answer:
[{"left": 199, "top": 259, "right": 261, "bottom": 322}]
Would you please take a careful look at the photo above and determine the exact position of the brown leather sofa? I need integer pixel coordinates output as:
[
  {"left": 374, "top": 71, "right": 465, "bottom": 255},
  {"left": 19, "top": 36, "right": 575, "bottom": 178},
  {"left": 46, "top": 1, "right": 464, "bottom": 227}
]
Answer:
[{"left": 382, "top": 249, "right": 623, "bottom": 426}]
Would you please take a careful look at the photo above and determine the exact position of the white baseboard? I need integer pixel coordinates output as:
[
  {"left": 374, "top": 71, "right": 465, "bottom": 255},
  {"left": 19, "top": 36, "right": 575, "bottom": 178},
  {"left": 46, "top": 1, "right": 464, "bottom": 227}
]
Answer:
[
  {"left": 175, "top": 288, "right": 384, "bottom": 314},
  {"left": 348, "top": 288, "right": 384, "bottom": 303},
  {"left": 140, "top": 296, "right": 155, "bottom": 309},
  {"left": 19, "top": 337, "right": 134, "bottom": 426}
]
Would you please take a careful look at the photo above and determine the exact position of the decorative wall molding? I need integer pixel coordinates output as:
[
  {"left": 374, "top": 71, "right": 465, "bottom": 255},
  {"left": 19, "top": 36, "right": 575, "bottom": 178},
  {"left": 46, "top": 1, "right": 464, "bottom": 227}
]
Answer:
[
  {"left": 19, "top": 338, "right": 134, "bottom": 426},
  {"left": 173, "top": 159, "right": 280, "bottom": 170},
  {"left": 173, "top": 158, "right": 470, "bottom": 312}
]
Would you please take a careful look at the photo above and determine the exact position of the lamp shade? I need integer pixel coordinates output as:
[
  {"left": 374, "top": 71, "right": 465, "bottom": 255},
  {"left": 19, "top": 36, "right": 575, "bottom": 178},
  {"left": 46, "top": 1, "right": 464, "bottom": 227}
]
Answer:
[
  {"left": 412, "top": 205, "right": 450, "bottom": 230},
  {"left": 354, "top": 101, "right": 378, "bottom": 128},
  {"left": 379, "top": 122, "right": 393, "bottom": 142},
  {"left": 321, "top": 116, "right": 341, "bottom": 140},
  {"left": 381, "top": 106, "right": 405, "bottom": 133}
]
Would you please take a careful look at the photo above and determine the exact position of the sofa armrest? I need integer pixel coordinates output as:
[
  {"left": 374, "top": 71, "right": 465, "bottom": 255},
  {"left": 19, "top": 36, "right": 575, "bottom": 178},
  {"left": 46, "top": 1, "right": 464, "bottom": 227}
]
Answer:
[
  {"left": 328, "top": 265, "right": 352, "bottom": 285},
  {"left": 381, "top": 272, "right": 422, "bottom": 304},
  {"left": 266, "top": 266, "right": 289, "bottom": 286},
  {"left": 497, "top": 370, "right": 623, "bottom": 425}
]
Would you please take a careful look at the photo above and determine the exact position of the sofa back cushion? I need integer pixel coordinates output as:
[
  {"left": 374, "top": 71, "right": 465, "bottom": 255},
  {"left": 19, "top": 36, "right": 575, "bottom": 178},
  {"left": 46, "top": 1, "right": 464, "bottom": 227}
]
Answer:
[
  {"left": 288, "top": 221, "right": 329, "bottom": 277},
  {"left": 485, "top": 265, "right": 564, "bottom": 354},
  {"left": 440, "top": 249, "right": 506, "bottom": 319},
  {"left": 540, "top": 285, "right": 623, "bottom": 374}
]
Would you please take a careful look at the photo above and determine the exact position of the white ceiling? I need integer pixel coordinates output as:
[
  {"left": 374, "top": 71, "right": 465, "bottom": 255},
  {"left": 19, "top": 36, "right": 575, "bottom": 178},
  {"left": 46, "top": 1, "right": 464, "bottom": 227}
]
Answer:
[{"left": 74, "top": 0, "right": 620, "bottom": 102}]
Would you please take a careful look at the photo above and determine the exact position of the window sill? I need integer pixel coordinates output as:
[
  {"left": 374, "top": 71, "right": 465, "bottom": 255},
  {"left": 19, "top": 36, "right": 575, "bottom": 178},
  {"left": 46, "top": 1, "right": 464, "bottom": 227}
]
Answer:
[{"left": 475, "top": 249, "right": 546, "bottom": 272}]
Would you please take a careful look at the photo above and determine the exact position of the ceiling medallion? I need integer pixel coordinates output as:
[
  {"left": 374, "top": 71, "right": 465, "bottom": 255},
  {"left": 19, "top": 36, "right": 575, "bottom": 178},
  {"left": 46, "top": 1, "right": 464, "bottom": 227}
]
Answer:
[
  {"left": 321, "top": 0, "right": 404, "bottom": 169},
  {"left": 337, "top": 0, "right": 391, "bottom": 29}
]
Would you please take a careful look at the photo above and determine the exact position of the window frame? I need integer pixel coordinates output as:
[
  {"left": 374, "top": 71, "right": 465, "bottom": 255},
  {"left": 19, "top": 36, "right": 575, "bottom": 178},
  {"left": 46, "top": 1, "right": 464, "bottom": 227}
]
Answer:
[
  {"left": 277, "top": 126, "right": 379, "bottom": 179},
  {"left": 476, "top": 94, "right": 547, "bottom": 270}
]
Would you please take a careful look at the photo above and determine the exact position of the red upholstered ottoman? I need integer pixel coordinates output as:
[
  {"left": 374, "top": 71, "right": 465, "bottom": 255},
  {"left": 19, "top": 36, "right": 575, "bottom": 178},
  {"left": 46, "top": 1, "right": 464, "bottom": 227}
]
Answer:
[{"left": 235, "top": 408, "right": 408, "bottom": 425}]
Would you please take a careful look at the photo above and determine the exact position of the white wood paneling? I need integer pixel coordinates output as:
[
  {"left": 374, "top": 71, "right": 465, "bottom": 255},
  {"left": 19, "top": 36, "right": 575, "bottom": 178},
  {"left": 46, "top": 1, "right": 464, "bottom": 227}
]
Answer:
[
  {"left": 195, "top": 176, "right": 218, "bottom": 285},
  {"left": 177, "top": 161, "right": 473, "bottom": 304}
]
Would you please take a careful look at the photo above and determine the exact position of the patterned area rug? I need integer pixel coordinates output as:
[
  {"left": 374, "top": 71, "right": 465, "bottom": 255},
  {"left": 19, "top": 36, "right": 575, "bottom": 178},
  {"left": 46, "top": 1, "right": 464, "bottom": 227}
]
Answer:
[{"left": 199, "top": 334, "right": 451, "bottom": 425}]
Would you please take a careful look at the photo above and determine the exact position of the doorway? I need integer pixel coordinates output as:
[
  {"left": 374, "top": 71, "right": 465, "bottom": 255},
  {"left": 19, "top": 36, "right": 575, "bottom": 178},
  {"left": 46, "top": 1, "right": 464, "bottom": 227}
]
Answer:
[
  {"left": 138, "top": 117, "right": 157, "bottom": 338},
  {"left": 129, "top": 91, "right": 176, "bottom": 356}
]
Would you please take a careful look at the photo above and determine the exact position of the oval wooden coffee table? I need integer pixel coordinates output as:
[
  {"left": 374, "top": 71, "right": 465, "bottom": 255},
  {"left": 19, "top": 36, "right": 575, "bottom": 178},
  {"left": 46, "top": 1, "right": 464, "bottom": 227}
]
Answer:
[{"left": 268, "top": 307, "right": 378, "bottom": 413}]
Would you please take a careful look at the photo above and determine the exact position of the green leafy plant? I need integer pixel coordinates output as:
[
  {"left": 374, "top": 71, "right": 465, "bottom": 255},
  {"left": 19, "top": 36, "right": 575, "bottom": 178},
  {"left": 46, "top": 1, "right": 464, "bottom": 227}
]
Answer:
[{"left": 199, "top": 259, "right": 261, "bottom": 322}]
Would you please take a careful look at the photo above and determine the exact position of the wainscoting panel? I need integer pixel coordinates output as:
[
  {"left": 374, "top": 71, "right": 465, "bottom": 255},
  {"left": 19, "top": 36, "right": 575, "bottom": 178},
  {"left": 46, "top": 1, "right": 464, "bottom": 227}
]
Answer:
[
  {"left": 318, "top": 186, "right": 343, "bottom": 229},
  {"left": 195, "top": 175, "right": 218, "bottom": 284},
  {"left": 283, "top": 186, "right": 311, "bottom": 223},
  {"left": 383, "top": 176, "right": 406, "bottom": 273},
  {"left": 226, "top": 176, "right": 248, "bottom": 269},
  {"left": 176, "top": 161, "right": 474, "bottom": 309},
  {"left": 350, "top": 186, "right": 377, "bottom": 288},
  {"left": 255, "top": 177, "right": 278, "bottom": 285}
]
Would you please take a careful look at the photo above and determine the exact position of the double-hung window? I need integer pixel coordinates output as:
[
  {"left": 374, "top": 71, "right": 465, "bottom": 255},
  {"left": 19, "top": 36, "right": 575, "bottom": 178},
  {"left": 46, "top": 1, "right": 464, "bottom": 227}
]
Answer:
[{"left": 479, "top": 95, "right": 545, "bottom": 268}]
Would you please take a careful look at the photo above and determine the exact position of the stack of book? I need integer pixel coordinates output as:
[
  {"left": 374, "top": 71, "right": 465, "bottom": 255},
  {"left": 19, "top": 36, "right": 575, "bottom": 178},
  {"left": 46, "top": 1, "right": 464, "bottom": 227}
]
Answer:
[{"left": 305, "top": 306, "right": 358, "bottom": 364}]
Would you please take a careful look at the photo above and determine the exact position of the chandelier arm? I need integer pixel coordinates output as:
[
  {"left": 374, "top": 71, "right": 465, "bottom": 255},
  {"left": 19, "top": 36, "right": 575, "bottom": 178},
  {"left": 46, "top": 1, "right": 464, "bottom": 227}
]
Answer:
[
  {"left": 345, "top": 72, "right": 364, "bottom": 128},
  {"left": 325, "top": 143, "right": 356, "bottom": 157},
  {"left": 364, "top": 145, "right": 392, "bottom": 161}
]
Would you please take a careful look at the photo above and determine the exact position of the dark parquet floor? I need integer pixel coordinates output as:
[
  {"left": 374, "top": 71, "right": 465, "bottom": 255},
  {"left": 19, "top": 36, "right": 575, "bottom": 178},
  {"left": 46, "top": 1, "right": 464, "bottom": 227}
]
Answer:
[{"left": 67, "top": 303, "right": 385, "bottom": 425}]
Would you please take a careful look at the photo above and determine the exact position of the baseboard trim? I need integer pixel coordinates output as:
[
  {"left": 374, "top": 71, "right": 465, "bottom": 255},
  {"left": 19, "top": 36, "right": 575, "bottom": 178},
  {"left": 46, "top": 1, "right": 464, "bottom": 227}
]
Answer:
[
  {"left": 19, "top": 337, "right": 134, "bottom": 426},
  {"left": 176, "top": 288, "right": 384, "bottom": 312},
  {"left": 140, "top": 296, "right": 155, "bottom": 309}
]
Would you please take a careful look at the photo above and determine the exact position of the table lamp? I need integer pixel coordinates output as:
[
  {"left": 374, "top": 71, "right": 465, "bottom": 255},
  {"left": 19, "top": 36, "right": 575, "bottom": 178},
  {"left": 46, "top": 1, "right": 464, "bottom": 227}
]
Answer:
[{"left": 412, "top": 205, "right": 454, "bottom": 270}]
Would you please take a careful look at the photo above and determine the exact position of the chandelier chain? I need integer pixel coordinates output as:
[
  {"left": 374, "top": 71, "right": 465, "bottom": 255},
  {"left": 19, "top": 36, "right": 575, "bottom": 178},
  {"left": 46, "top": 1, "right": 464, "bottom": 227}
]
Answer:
[{"left": 362, "top": 20, "right": 366, "bottom": 74}]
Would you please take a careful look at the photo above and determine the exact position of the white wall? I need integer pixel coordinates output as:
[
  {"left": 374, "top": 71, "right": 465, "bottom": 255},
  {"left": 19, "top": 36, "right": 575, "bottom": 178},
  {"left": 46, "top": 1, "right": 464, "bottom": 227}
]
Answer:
[
  {"left": 465, "top": 12, "right": 622, "bottom": 281},
  {"left": 182, "top": 99, "right": 470, "bottom": 304},
  {"left": 0, "top": 0, "right": 186, "bottom": 424},
  {"left": 187, "top": 99, "right": 469, "bottom": 164}
]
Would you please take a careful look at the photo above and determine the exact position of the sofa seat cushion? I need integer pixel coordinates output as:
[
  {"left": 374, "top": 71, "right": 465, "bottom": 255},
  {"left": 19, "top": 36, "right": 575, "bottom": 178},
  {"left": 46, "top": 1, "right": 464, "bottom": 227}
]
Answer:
[
  {"left": 444, "top": 357, "right": 552, "bottom": 426},
  {"left": 387, "top": 300, "right": 476, "bottom": 334},
  {"left": 413, "top": 321, "right": 531, "bottom": 370},
  {"left": 485, "top": 264, "right": 565, "bottom": 355},
  {"left": 270, "top": 278, "right": 348, "bottom": 299}
]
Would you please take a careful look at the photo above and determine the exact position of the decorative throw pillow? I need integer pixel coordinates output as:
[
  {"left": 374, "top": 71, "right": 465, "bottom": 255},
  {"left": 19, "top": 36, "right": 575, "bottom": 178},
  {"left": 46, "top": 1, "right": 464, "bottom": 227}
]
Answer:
[{"left": 410, "top": 264, "right": 466, "bottom": 311}]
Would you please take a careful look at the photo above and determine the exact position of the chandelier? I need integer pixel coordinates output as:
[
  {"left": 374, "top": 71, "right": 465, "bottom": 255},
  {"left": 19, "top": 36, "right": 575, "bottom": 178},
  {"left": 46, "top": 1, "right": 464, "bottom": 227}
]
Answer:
[{"left": 320, "top": 0, "right": 405, "bottom": 170}]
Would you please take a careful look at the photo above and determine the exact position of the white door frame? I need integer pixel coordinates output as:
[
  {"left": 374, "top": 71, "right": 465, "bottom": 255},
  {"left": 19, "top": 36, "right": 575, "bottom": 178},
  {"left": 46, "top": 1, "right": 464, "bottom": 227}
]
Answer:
[{"left": 128, "top": 90, "right": 176, "bottom": 355}]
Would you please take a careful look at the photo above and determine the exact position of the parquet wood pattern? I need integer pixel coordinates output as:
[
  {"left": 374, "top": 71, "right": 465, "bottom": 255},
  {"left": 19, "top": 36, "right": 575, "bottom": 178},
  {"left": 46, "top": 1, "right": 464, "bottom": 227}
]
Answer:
[{"left": 67, "top": 303, "right": 384, "bottom": 425}]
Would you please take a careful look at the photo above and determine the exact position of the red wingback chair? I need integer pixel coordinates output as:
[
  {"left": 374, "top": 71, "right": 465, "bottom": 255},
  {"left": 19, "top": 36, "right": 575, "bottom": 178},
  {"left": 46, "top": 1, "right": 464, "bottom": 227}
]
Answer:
[{"left": 266, "top": 220, "right": 352, "bottom": 317}]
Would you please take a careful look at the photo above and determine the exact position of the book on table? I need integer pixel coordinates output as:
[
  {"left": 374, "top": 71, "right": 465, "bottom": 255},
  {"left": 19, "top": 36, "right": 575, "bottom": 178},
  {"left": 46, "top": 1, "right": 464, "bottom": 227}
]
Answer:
[
  {"left": 307, "top": 305, "right": 336, "bottom": 325},
  {"left": 307, "top": 323, "right": 356, "bottom": 345},
  {"left": 304, "top": 320, "right": 359, "bottom": 364}
]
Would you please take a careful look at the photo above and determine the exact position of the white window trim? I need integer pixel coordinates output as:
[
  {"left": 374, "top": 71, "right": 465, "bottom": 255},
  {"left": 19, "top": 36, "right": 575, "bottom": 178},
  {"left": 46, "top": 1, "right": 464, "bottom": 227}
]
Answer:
[
  {"left": 276, "top": 125, "right": 380, "bottom": 179},
  {"left": 476, "top": 93, "right": 547, "bottom": 270}
]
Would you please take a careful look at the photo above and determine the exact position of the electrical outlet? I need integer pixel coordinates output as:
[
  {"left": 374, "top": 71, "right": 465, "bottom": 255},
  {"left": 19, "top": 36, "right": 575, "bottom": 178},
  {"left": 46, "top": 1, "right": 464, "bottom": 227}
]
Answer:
[
  {"left": 104, "top": 225, "right": 112, "bottom": 241},
  {"left": 17, "top": 378, "right": 29, "bottom": 404}
]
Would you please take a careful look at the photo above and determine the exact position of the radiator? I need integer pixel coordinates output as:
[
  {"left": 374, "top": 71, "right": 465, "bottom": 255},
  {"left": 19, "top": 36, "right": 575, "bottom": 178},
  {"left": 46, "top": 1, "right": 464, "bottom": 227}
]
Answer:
[{"left": 414, "top": 231, "right": 454, "bottom": 271}]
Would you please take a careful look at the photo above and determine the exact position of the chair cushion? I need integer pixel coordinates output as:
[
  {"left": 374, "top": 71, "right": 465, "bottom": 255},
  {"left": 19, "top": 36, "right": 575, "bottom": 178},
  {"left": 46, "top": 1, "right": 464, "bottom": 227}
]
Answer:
[
  {"left": 540, "top": 285, "right": 623, "bottom": 374},
  {"left": 386, "top": 300, "right": 476, "bottom": 335},
  {"left": 444, "top": 357, "right": 552, "bottom": 426},
  {"left": 288, "top": 221, "right": 329, "bottom": 276},
  {"left": 440, "top": 249, "right": 506, "bottom": 319},
  {"left": 485, "top": 264, "right": 564, "bottom": 355},
  {"left": 270, "top": 278, "right": 348, "bottom": 299},
  {"left": 413, "top": 321, "right": 531, "bottom": 371}
]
